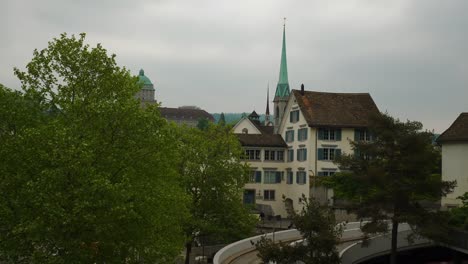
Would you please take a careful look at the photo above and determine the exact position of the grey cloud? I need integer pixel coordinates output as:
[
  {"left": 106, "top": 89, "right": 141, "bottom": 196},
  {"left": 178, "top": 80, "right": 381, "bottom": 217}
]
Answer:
[{"left": 2, "top": 0, "right": 467, "bottom": 132}]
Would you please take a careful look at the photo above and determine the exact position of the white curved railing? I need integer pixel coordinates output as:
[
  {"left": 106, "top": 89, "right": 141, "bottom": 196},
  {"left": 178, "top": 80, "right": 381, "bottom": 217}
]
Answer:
[
  {"left": 213, "top": 222, "right": 366, "bottom": 264},
  {"left": 213, "top": 229, "right": 301, "bottom": 264}
]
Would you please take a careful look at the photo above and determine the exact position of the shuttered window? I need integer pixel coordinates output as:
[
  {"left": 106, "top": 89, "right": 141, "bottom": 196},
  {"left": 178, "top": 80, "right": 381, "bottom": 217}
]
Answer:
[{"left": 317, "top": 148, "right": 341, "bottom": 161}]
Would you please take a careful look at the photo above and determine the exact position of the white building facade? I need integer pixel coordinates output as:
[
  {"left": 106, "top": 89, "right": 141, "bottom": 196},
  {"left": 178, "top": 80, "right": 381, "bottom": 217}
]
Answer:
[{"left": 438, "top": 113, "right": 468, "bottom": 208}]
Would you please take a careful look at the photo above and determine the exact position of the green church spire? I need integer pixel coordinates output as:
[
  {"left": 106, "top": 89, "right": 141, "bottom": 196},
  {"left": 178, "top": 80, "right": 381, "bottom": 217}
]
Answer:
[{"left": 275, "top": 20, "right": 290, "bottom": 98}]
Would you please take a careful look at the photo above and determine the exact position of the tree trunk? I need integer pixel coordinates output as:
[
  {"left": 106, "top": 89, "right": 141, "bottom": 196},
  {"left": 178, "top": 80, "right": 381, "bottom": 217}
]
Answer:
[
  {"left": 185, "top": 242, "right": 192, "bottom": 264},
  {"left": 390, "top": 219, "right": 399, "bottom": 264}
]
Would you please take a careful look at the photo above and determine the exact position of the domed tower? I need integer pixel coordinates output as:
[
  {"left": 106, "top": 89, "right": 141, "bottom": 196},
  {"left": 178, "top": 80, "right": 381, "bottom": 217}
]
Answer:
[
  {"left": 274, "top": 21, "right": 291, "bottom": 133},
  {"left": 136, "top": 69, "right": 155, "bottom": 103}
]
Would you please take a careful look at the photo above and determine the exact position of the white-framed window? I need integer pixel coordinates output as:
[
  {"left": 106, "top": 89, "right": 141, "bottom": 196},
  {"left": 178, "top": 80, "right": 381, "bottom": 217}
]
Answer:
[
  {"left": 296, "top": 171, "right": 307, "bottom": 184},
  {"left": 286, "top": 171, "right": 293, "bottom": 184},
  {"left": 290, "top": 110, "right": 300, "bottom": 123},
  {"left": 287, "top": 149, "right": 294, "bottom": 162},
  {"left": 264, "top": 150, "right": 284, "bottom": 161},
  {"left": 318, "top": 128, "right": 342, "bottom": 141},
  {"left": 318, "top": 148, "right": 341, "bottom": 161},
  {"left": 297, "top": 148, "right": 307, "bottom": 161},
  {"left": 298, "top": 128, "right": 308, "bottom": 141},
  {"left": 264, "top": 190, "right": 276, "bottom": 201},
  {"left": 264, "top": 171, "right": 281, "bottom": 184},
  {"left": 317, "top": 171, "right": 336, "bottom": 176},
  {"left": 355, "top": 129, "right": 372, "bottom": 141},
  {"left": 285, "top": 130, "right": 294, "bottom": 142},
  {"left": 244, "top": 149, "right": 260, "bottom": 160}
]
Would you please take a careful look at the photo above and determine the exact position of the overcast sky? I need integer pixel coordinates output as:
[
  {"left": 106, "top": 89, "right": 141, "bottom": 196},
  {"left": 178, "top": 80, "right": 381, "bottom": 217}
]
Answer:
[{"left": 2, "top": 0, "right": 467, "bottom": 132}]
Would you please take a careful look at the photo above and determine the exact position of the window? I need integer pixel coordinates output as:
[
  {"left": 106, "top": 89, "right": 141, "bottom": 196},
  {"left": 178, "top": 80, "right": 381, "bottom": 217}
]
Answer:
[
  {"left": 287, "top": 149, "right": 294, "bottom": 162},
  {"left": 298, "top": 128, "right": 308, "bottom": 141},
  {"left": 354, "top": 149, "right": 371, "bottom": 160},
  {"left": 290, "top": 110, "right": 300, "bottom": 123},
  {"left": 264, "top": 150, "right": 284, "bottom": 161},
  {"left": 296, "top": 171, "right": 307, "bottom": 184},
  {"left": 297, "top": 148, "right": 307, "bottom": 161},
  {"left": 286, "top": 171, "right": 293, "bottom": 184},
  {"left": 264, "top": 171, "right": 282, "bottom": 184},
  {"left": 318, "top": 128, "right": 342, "bottom": 141},
  {"left": 317, "top": 148, "right": 341, "bottom": 161},
  {"left": 244, "top": 149, "right": 260, "bottom": 160},
  {"left": 355, "top": 129, "right": 371, "bottom": 141},
  {"left": 285, "top": 130, "right": 294, "bottom": 142},
  {"left": 264, "top": 190, "right": 276, "bottom": 201},
  {"left": 242, "top": 128, "right": 248, "bottom": 134},
  {"left": 249, "top": 171, "right": 262, "bottom": 183},
  {"left": 317, "top": 171, "right": 336, "bottom": 176}
]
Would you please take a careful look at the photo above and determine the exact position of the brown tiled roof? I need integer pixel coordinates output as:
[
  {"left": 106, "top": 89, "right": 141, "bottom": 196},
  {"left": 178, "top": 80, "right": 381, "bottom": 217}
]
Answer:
[
  {"left": 159, "top": 107, "right": 214, "bottom": 122},
  {"left": 437, "top": 113, "right": 468, "bottom": 143},
  {"left": 292, "top": 90, "right": 380, "bottom": 128},
  {"left": 236, "top": 134, "right": 287, "bottom": 148},
  {"left": 258, "top": 125, "right": 274, "bottom": 135}
]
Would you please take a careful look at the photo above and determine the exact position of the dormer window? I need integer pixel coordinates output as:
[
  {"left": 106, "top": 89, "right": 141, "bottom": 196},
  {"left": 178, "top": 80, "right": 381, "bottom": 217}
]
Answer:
[{"left": 242, "top": 128, "right": 248, "bottom": 134}]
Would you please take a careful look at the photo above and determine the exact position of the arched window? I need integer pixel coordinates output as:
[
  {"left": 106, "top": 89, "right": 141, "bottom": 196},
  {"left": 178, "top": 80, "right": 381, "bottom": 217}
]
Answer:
[{"left": 242, "top": 128, "right": 248, "bottom": 134}]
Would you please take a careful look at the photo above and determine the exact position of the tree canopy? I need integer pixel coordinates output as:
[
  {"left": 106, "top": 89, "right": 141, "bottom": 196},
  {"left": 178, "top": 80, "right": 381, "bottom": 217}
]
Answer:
[
  {"left": 323, "top": 113, "right": 455, "bottom": 264},
  {"left": 1, "top": 33, "right": 189, "bottom": 263},
  {"left": 178, "top": 124, "right": 256, "bottom": 263},
  {"left": 255, "top": 195, "right": 342, "bottom": 264}
]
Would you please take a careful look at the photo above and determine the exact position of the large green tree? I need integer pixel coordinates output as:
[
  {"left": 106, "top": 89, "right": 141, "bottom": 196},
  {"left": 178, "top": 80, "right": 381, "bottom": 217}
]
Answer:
[
  {"left": 323, "top": 113, "right": 455, "bottom": 264},
  {"left": 0, "top": 33, "right": 189, "bottom": 263},
  {"left": 255, "top": 195, "right": 342, "bottom": 264},
  {"left": 178, "top": 124, "right": 256, "bottom": 263}
]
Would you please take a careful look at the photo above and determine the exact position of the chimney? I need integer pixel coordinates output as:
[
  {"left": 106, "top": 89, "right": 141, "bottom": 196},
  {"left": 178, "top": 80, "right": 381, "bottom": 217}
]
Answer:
[{"left": 301, "top": 83, "right": 304, "bottom": 95}]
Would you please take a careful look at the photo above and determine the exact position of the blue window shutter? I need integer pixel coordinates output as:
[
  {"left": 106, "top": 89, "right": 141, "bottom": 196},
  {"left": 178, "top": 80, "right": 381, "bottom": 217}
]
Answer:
[
  {"left": 296, "top": 172, "right": 299, "bottom": 183},
  {"left": 304, "top": 149, "right": 307, "bottom": 160},
  {"left": 292, "top": 130, "right": 295, "bottom": 141},
  {"left": 354, "top": 129, "right": 360, "bottom": 141},
  {"left": 305, "top": 129, "right": 308, "bottom": 140},
  {"left": 255, "top": 171, "right": 262, "bottom": 183},
  {"left": 290, "top": 112, "right": 293, "bottom": 122},
  {"left": 354, "top": 149, "right": 360, "bottom": 157},
  {"left": 336, "top": 129, "right": 342, "bottom": 141},
  {"left": 318, "top": 148, "right": 324, "bottom": 160},
  {"left": 335, "top": 149, "right": 341, "bottom": 159},
  {"left": 276, "top": 172, "right": 281, "bottom": 183},
  {"left": 296, "top": 149, "right": 300, "bottom": 161},
  {"left": 318, "top": 128, "right": 324, "bottom": 140}
]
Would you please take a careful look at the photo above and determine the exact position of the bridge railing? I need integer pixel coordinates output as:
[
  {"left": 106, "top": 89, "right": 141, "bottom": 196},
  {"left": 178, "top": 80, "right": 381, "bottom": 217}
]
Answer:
[{"left": 213, "top": 229, "right": 301, "bottom": 264}]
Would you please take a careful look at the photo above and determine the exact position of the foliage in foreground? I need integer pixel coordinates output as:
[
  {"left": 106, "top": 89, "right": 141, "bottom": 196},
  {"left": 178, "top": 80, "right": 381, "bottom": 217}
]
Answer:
[
  {"left": 0, "top": 34, "right": 189, "bottom": 263},
  {"left": 178, "top": 124, "right": 257, "bottom": 263},
  {"left": 323, "top": 112, "right": 455, "bottom": 264},
  {"left": 255, "top": 196, "right": 342, "bottom": 264},
  {"left": 449, "top": 193, "right": 468, "bottom": 230}
]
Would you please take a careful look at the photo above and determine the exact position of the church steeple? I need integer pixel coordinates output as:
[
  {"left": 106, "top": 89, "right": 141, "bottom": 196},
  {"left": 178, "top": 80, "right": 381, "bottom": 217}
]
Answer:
[
  {"left": 273, "top": 19, "right": 291, "bottom": 133},
  {"left": 274, "top": 19, "right": 290, "bottom": 98},
  {"left": 265, "top": 84, "right": 270, "bottom": 124}
]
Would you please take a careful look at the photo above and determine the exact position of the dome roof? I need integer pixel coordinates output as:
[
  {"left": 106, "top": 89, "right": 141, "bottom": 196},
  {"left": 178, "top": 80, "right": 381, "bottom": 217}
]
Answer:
[{"left": 138, "top": 69, "right": 154, "bottom": 90}]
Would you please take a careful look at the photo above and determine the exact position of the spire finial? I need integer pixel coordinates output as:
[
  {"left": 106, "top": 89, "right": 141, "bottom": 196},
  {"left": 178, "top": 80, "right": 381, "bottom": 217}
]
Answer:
[{"left": 283, "top": 17, "right": 286, "bottom": 27}]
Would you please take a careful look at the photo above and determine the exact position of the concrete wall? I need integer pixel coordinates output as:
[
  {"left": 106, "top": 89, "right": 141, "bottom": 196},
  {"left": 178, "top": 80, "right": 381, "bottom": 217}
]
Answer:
[{"left": 441, "top": 142, "right": 468, "bottom": 207}]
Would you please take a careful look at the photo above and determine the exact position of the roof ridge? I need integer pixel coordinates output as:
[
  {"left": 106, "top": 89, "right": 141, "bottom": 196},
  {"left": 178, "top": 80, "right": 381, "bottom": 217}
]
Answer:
[{"left": 292, "top": 89, "right": 371, "bottom": 95}]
